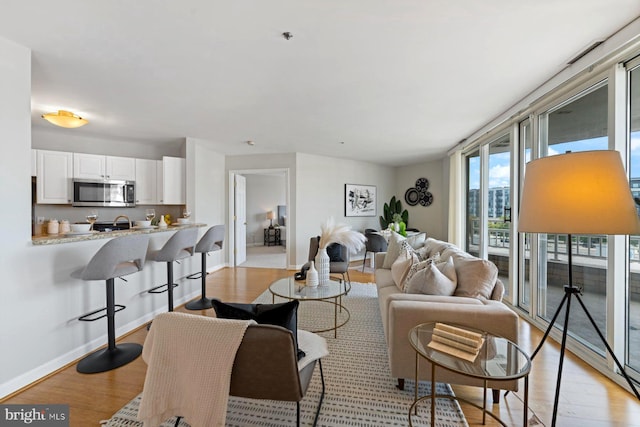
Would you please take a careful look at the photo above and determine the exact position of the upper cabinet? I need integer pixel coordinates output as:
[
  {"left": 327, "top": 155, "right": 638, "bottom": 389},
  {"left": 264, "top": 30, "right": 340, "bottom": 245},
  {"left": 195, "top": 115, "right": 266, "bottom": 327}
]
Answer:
[
  {"left": 37, "top": 150, "right": 73, "bottom": 204},
  {"left": 35, "top": 150, "right": 184, "bottom": 205},
  {"left": 135, "top": 158, "right": 159, "bottom": 205},
  {"left": 106, "top": 156, "right": 136, "bottom": 181},
  {"left": 74, "top": 153, "right": 135, "bottom": 181},
  {"left": 162, "top": 156, "right": 185, "bottom": 205}
]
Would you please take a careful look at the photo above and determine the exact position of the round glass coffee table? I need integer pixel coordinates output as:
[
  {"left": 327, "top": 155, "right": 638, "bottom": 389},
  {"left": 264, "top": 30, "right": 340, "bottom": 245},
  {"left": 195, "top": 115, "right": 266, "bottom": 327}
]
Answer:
[
  {"left": 269, "top": 276, "right": 349, "bottom": 338},
  {"left": 408, "top": 322, "right": 531, "bottom": 427}
]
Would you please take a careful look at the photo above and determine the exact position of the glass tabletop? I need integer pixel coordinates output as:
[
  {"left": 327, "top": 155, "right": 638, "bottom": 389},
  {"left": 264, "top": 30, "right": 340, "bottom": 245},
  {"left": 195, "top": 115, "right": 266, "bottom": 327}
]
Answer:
[
  {"left": 409, "top": 322, "right": 531, "bottom": 381},
  {"left": 269, "top": 276, "right": 346, "bottom": 301}
]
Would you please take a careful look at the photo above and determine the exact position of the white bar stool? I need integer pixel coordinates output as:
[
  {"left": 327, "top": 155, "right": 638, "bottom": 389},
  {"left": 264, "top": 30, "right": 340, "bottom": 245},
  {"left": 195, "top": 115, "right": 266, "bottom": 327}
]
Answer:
[
  {"left": 147, "top": 227, "right": 198, "bottom": 312},
  {"left": 186, "top": 225, "right": 225, "bottom": 310},
  {"left": 72, "top": 234, "right": 150, "bottom": 374}
]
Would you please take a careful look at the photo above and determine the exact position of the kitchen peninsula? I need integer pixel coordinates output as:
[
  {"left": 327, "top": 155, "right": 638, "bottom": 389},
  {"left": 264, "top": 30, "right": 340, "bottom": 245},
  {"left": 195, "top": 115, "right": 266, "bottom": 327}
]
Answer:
[
  {"left": 12, "top": 223, "right": 217, "bottom": 397},
  {"left": 32, "top": 223, "right": 205, "bottom": 245}
]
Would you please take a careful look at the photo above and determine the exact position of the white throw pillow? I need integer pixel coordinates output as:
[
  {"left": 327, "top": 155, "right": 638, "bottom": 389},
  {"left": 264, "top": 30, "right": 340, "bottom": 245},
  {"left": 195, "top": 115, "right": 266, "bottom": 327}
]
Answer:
[
  {"left": 405, "top": 256, "right": 457, "bottom": 296},
  {"left": 382, "top": 232, "right": 407, "bottom": 269},
  {"left": 390, "top": 250, "right": 417, "bottom": 290},
  {"left": 453, "top": 257, "right": 498, "bottom": 299},
  {"left": 406, "top": 232, "right": 427, "bottom": 249},
  {"left": 422, "top": 238, "right": 454, "bottom": 259}
]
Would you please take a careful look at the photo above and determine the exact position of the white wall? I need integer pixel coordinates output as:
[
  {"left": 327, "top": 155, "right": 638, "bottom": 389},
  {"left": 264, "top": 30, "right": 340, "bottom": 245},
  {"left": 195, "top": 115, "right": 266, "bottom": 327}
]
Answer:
[
  {"left": 32, "top": 127, "right": 183, "bottom": 159},
  {"left": 394, "top": 157, "right": 448, "bottom": 241},
  {"left": 295, "top": 153, "right": 395, "bottom": 266},
  {"left": 245, "top": 174, "right": 286, "bottom": 245},
  {"left": 0, "top": 36, "right": 35, "bottom": 394}
]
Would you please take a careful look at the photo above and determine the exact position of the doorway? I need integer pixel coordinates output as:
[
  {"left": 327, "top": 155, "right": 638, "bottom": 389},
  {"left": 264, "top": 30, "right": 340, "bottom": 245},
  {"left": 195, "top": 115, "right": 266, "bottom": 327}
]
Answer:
[{"left": 228, "top": 168, "right": 289, "bottom": 269}]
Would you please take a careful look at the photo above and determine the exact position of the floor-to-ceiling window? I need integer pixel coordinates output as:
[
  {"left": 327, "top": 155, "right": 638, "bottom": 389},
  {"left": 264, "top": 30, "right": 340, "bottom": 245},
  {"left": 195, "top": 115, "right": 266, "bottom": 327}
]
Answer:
[
  {"left": 487, "top": 135, "right": 512, "bottom": 299},
  {"left": 458, "top": 43, "right": 640, "bottom": 385},
  {"left": 537, "top": 81, "right": 610, "bottom": 353},
  {"left": 466, "top": 149, "right": 480, "bottom": 257},
  {"left": 627, "top": 58, "right": 640, "bottom": 374},
  {"left": 518, "top": 118, "right": 532, "bottom": 313},
  {"left": 464, "top": 134, "right": 513, "bottom": 299}
]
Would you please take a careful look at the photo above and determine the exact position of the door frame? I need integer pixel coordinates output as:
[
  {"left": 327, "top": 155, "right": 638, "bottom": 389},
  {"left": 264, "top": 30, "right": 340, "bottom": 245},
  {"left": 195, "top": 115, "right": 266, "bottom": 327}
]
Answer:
[{"left": 228, "top": 168, "right": 290, "bottom": 268}]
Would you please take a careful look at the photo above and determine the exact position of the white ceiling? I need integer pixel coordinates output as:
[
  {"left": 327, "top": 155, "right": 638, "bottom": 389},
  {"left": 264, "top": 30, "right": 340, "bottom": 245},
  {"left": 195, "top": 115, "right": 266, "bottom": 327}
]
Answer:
[{"left": 1, "top": 1, "right": 639, "bottom": 166}]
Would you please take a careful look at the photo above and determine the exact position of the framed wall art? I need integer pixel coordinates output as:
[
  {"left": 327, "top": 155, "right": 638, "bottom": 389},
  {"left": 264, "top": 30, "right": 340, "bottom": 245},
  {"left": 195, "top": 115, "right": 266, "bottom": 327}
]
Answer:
[{"left": 345, "top": 184, "right": 376, "bottom": 217}]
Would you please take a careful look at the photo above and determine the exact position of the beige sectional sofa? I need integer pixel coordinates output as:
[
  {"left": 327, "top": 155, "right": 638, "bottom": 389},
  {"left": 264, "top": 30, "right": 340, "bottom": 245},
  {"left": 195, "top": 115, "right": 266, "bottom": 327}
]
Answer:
[{"left": 374, "top": 236, "right": 520, "bottom": 400}]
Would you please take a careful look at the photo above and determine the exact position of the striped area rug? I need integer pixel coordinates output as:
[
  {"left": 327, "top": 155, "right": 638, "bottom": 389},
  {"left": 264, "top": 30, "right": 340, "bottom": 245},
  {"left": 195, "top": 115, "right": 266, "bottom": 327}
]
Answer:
[{"left": 104, "top": 282, "right": 468, "bottom": 427}]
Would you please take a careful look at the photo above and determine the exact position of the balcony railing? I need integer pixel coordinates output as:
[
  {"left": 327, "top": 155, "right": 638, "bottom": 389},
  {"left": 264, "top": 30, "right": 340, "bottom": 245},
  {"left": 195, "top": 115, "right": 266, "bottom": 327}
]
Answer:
[{"left": 467, "top": 218, "right": 640, "bottom": 262}]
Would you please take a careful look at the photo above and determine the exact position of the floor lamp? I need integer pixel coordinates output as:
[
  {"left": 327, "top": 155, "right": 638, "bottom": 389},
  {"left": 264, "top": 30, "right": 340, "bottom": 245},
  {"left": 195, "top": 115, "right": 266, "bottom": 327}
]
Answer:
[{"left": 518, "top": 150, "right": 640, "bottom": 426}]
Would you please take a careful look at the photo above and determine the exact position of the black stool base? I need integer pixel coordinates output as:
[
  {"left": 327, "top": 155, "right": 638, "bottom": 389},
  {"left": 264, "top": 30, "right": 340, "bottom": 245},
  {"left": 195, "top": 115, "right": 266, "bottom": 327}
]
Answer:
[
  {"left": 76, "top": 343, "right": 142, "bottom": 374},
  {"left": 185, "top": 297, "right": 212, "bottom": 310}
]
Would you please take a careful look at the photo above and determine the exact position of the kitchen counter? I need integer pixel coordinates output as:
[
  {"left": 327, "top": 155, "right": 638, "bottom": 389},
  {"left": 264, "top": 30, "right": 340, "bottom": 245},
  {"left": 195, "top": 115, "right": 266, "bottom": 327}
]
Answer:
[{"left": 31, "top": 223, "right": 206, "bottom": 246}]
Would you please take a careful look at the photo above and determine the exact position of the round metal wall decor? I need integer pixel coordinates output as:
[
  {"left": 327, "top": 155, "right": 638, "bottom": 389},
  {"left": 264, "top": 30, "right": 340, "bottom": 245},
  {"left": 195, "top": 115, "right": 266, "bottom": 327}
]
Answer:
[
  {"left": 405, "top": 177, "right": 433, "bottom": 207},
  {"left": 404, "top": 188, "right": 419, "bottom": 206}
]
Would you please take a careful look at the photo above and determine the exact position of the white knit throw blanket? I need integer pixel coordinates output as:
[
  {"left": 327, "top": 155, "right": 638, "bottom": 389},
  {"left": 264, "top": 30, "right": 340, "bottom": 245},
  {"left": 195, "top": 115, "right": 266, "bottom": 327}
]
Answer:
[{"left": 137, "top": 312, "right": 254, "bottom": 427}]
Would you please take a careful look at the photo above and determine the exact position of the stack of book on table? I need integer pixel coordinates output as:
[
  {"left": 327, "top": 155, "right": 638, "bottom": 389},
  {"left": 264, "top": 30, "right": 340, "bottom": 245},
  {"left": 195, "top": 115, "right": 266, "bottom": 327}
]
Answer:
[{"left": 427, "top": 323, "right": 485, "bottom": 362}]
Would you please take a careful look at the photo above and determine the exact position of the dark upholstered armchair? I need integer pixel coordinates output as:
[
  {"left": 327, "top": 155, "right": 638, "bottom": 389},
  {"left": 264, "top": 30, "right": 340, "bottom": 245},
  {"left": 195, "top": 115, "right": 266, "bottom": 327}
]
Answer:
[
  {"left": 303, "top": 236, "right": 351, "bottom": 284},
  {"left": 362, "top": 231, "right": 388, "bottom": 271}
]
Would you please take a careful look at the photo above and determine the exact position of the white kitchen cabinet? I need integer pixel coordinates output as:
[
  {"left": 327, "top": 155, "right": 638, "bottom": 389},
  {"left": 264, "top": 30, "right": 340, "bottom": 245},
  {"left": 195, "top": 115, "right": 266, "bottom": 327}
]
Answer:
[
  {"left": 74, "top": 153, "right": 136, "bottom": 181},
  {"left": 135, "top": 158, "right": 158, "bottom": 205},
  {"left": 107, "top": 156, "right": 136, "bottom": 180},
  {"left": 36, "top": 150, "right": 73, "bottom": 204},
  {"left": 162, "top": 156, "right": 185, "bottom": 205}
]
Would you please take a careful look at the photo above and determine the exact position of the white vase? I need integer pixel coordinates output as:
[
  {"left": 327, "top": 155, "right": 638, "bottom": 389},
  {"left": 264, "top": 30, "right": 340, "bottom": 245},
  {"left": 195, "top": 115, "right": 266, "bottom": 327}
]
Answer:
[
  {"left": 306, "top": 261, "right": 318, "bottom": 287},
  {"left": 315, "top": 247, "right": 330, "bottom": 285}
]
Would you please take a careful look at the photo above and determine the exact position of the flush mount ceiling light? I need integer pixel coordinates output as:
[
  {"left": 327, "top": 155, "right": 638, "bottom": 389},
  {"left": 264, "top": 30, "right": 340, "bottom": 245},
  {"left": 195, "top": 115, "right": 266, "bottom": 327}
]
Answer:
[{"left": 41, "top": 110, "right": 89, "bottom": 128}]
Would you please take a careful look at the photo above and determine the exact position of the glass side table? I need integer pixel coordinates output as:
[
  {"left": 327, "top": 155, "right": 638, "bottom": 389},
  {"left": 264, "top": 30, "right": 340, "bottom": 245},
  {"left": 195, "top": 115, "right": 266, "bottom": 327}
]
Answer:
[
  {"left": 408, "top": 322, "right": 531, "bottom": 427},
  {"left": 269, "top": 276, "right": 349, "bottom": 338}
]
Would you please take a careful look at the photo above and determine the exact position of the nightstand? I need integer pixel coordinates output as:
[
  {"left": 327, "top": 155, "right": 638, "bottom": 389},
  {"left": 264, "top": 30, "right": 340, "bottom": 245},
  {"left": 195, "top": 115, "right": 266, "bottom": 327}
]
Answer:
[{"left": 264, "top": 227, "right": 281, "bottom": 246}]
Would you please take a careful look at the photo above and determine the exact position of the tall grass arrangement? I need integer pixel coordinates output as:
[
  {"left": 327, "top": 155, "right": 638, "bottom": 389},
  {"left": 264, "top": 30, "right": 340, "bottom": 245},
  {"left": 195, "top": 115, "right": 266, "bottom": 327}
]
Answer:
[{"left": 318, "top": 217, "right": 366, "bottom": 253}]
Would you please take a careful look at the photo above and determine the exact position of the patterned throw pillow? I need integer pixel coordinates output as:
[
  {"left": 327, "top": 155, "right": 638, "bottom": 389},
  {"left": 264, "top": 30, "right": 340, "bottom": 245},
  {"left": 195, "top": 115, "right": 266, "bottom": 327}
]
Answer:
[
  {"left": 399, "top": 240, "right": 430, "bottom": 261},
  {"left": 404, "top": 256, "right": 457, "bottom": 296},
  {"left": 382, "top": 232, "right": 429, "bottom": 269},
  {"left": 402, "top": 252, "right": 440, "bottom": 292}
]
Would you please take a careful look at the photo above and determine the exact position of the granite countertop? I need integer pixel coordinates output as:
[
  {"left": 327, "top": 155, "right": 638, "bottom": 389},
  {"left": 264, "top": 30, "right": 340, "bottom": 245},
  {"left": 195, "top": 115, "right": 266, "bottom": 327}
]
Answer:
[{"left": 32, "top": 223, "right": 207, "bottom": 246}]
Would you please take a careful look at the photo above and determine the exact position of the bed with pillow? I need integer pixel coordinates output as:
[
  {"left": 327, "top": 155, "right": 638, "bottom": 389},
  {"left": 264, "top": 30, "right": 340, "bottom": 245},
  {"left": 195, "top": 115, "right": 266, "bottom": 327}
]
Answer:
[{"left": 374, "top": 234, "right": 520, "bottom": 402}]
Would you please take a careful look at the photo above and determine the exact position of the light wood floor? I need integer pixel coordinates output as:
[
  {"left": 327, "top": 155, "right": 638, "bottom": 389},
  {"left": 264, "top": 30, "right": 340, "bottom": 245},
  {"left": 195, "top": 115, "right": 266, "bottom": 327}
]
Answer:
[{"left": 3, "top": 266, "right": 640, "bottom": 426}]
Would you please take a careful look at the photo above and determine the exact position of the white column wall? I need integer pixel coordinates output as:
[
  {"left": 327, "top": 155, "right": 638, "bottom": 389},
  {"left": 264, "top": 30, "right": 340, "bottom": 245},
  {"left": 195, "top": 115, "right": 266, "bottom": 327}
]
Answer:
[
  {"left": 186, "top": 137, "right": 227, "bottom": 267},
  {"left": 0, "top": 36, "right": 38, "bottom": 396}
]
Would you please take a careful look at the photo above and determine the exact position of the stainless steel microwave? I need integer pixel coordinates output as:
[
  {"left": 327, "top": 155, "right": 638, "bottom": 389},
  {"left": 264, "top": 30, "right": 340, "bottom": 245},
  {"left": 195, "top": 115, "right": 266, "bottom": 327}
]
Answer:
[{"left": 72, "top": 179, "right": 136, "bottom": 207}]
